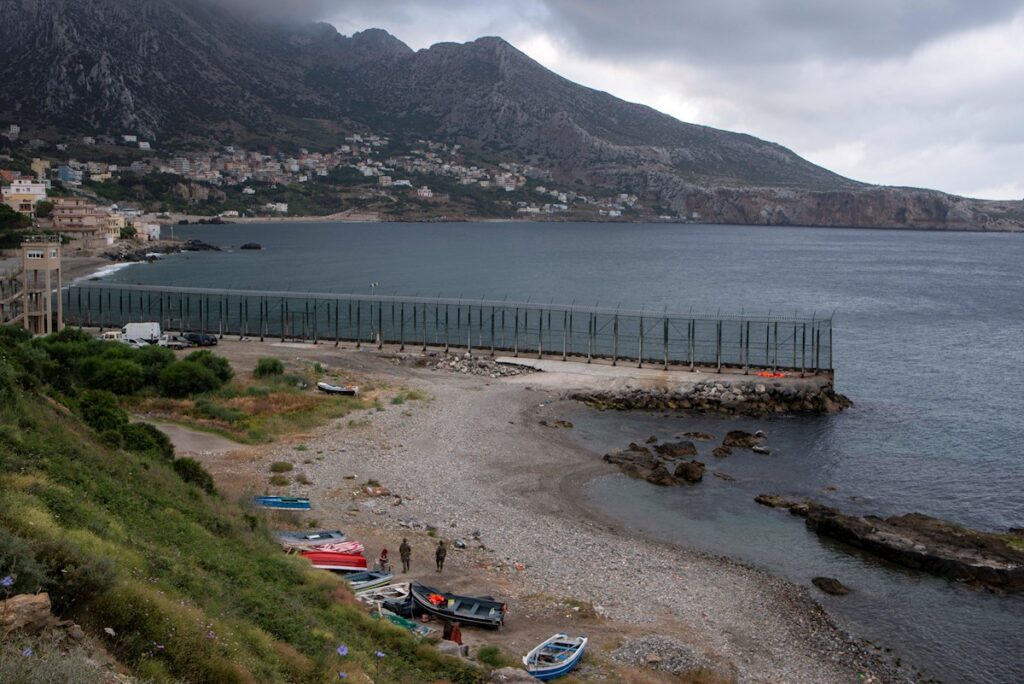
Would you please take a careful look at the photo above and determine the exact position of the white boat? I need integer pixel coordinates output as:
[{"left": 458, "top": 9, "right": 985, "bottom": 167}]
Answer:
[
  {"left": 317, "top": 381, "right": 359, "bottom": 396},
  {"left": 523, "top": 633, "right": 588, "bottom": 681},
  {"left": 356, "top": 582, "right": 410, "bottom": 606}
]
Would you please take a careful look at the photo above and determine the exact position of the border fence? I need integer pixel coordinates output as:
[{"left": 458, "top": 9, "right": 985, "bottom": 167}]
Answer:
[{"left": 63, "top": 283, "right": 833, "bottom": 374}]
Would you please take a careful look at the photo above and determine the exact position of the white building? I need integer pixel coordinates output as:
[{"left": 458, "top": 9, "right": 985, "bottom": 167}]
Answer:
[
  {"left": 170, "top": 157, "right": 191, "bottom": 175},
  {"left": 265, "top": 202, "right": 289, "bottom": 214},
  {"left": 122, "top": 135, "right": 137, "bottom": 143},
  {"left": 1, "top": 179, "right": 49, "bottom": 214},
  {"left": 242, "top": 187, "right": 256, "bottom": 195},
  {"left": 137, "top": 223, "right": 161, "bottom": 242},
  {"left": 416, "top": 186, "right": 434, "bottom": 199}
]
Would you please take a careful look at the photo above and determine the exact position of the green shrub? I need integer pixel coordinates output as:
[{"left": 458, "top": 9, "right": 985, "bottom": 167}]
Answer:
[
  {"left": 35, "top": 539, "right": 116, "bottom": 613},
  {"left": 194, "top": 398, "right": 247, "bottom": 423},
  {"left": 0, "top": 637, "right": 107, "bottom": 684},
  {"left": 185, "top": 350, "right": 234, "bottom": 383},
  {"left": 269, "top": 461, "right": 293, "bottom": 473},
  {"left": 99, "top": 429, "right": 124, "bottom": 449},
  {"left": 253, "top": 357, "right": 284, "bottom": 378},
  {"left": 133, "top": 344, "right": 176, "bottom": 385},
  {"left": 84, "top": 358, "right": 145, "bottom": 394},
  {"left": 77, "top": 390, "right": 128, "bottom": 433},
  {"left": 159, "top": 361, "right": 221, "bottom": 398},
  {"left": 0, "top": 528, "right": 46, "bottom": 595},
  {"left": 121, "top": 422, "right": 175, "bottom": 461},
  {"left": 172, "top": 457, "right": 216, "bottom": 494},
  {"left": 476, "top": 645, "right": 513, "bottom": 668},
  {"left": 269, "top": 474, "right": 290, "bottom": 486}
]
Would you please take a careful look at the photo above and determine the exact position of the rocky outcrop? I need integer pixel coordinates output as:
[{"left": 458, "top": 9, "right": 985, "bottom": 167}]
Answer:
[
  {"left": 572, "top": 381, "right": 851, "bottom": 416},
  {"left": 239, "top": 243, "right": 263, "bottom": 250},
  {"left": 645, "top": 465, "right": 679, "bottom": 487},
  {"left": 756, "top": 495, "right": 1024, "bottom": 592},
  {"left": 1, "top": 592, "right": 52, "bottom": 636},
  {"left": 723, "top": 430, "right": 764, "bottom": 448},
  {"left": 428, "top": 352, "right": 536, "bottom": 378},
  {"left": 654, "top": 440, "right": 698, "bottom": 458},
  {"left": 673, "top": 460, "right": 705, "bottom": 483},
  {"left": 103, "top": 239, "right": 220, "bottom": 263}
]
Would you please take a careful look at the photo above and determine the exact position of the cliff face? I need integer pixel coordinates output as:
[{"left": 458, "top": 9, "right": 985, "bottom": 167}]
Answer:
[{"left": 1, "top": 0, "right": 1021, "bottom": 230}]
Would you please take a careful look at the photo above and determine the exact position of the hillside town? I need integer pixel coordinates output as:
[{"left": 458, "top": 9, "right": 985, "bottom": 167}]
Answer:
[{"left": 1, "top": 122, "right": 650, "bottom": 224}]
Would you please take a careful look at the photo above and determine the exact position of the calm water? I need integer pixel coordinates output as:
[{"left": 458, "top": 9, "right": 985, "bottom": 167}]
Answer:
[{"left": 103, "top": 222, "right": 1024, "bottom": 683}]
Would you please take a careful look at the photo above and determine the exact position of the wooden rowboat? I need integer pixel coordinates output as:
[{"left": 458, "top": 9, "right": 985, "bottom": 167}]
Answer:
[
  {"left": 356, "top": 582, "right": 411, "bottom": 605},
  {"left": 523, "top": 633, "right": 588, "bottom": 681},
  {"left": 409, "top": 582, "right": 505, "bottom": 629},
  {"left": 254, "top": 495, "right": 310, "bottom": 510}
]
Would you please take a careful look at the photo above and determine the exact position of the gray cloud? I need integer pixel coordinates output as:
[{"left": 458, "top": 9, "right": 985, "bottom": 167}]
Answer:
[{"left": 543, "top": 0, "right": 1024, "bottom": 63}]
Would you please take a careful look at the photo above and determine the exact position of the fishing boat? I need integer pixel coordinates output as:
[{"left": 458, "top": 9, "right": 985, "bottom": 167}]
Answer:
[
  {"left": 356, "top": 582, "right": 410, "bottom": 606},
  {"left": 275, "top": 530, "right": 346, "bottom": 548},
  {"left": 342, "top": 570, "right": 394, "bottom": 592},
  {"left": 298, "top": 550, "right": 367, "bottom": 572},
  {"left": 409, "top": 582, "right": 505, "bottom": 629},
  {"left": 523, "top": 634, "right": 588, "bottom": 681},
  {"left": 317, "top": 381, "right": 359, "bottom": 396},
  {"left": 253, "top": 495, "right": 310, "bottom": 510}
]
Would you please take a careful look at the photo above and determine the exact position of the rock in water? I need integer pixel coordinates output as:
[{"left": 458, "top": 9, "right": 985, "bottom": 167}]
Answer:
[
  {"left": 674, "top": 460, "right": 706, "bottom": 483},
  {"left": 654, "top": 441, "right": 698, "bottom": 458},
  {"left": 712, "top": 445, "right": 732, "bottom": 458},
  {"left": 646, "top": 465, "right": 679, "bottom": 486},
  {"left": 723, "top": 430, "right": 764, "bottom": 448},
  {"left": 682, "top": 431, "right": 715, "bottom": 441},
  {"left": 239, "top": 242, "right": 263, "bottom": 250},
  {"left": 751, "top": 445, "right": 771, "bottom": 455},
  {"left": 812, "top": 577, "right": 851, "bottom": 595}
]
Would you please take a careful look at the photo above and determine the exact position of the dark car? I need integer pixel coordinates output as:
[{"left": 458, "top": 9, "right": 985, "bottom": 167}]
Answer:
[{"left": 183, "top": 332, "right": 218, "bottom": 347}]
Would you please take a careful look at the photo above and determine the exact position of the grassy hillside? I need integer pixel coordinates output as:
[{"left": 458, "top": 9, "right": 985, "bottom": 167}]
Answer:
[{"left": 0, "top": 326, "right": 478, "bottom": 683}]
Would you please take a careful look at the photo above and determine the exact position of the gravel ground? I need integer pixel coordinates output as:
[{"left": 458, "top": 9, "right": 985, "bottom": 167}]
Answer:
[{"left": 241, "top": 353, "right": 908, "bottom": 684}]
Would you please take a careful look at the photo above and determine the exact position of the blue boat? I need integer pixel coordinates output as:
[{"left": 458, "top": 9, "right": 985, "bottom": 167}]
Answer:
[
  {"left": 274, "top": 529, "right": 345, "bottom": 547},
  {"left": 523, "top": 633, "right": 587, "bottom": 681},
  {"left": 253, "top": 495, "right": 311, "bottom": 510}
]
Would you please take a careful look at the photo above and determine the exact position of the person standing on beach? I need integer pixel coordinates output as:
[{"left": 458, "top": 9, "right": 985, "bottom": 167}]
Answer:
[
  {"left": 399, "top": 538, "right": 411, "bottom": 573},
  {"left": 378, "top": 547, "right": 390, "bottom": 573},
  {"left": 435, "top": 540, "right": 447, "bottom": 572}
]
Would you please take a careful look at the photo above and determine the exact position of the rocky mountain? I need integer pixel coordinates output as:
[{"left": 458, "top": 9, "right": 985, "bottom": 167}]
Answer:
[{"left": 1, "top": 0, "right": 1021, "bottom": 230}]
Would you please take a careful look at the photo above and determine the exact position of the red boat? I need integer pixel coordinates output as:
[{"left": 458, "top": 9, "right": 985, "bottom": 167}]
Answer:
[{"left": 299, "top": 549, "right": 367, "bottom": 572}]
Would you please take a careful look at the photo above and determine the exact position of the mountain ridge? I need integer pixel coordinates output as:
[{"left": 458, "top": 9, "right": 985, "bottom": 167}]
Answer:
[{"left": 1, "top": 0, "right": 1021, "bottom": 230}]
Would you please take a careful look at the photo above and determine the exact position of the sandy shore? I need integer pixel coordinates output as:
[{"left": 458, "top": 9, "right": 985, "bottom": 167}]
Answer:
[{"left": 164, "top": 341, "right": 904, "bottom": 683}]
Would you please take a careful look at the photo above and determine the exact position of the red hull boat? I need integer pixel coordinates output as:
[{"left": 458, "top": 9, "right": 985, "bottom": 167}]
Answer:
[{"left": 299, "top": 550, "right": 368, "bottom": 572}]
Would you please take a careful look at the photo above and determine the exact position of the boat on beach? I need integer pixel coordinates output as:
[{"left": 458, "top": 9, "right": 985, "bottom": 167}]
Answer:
[
  {"left": 275, "top": 529, "right": 346, "bottom": 548},
  {"left": 297, "top": 549, "right": 367, "bottom": 572},
  {"left": 253, "top": 495, "right": 311, "bottom": 510},
  {"left": 341, "top": 570, "right": 394, "bottom": 592},
  {"left": 317, "top": 381, "right": 359, "bottom": 396},
  {"left": 356, "top": 582, "right": 410, "bottom": 605},
  {"left": 409, "top": 582, "right": 505, "bottom": 629},
  {"left": 523, "top": 633, "right": 588, "bottom": 681}
]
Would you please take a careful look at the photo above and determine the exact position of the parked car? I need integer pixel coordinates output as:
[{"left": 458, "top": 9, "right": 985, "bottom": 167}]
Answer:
[
  {"left": 159, "top": 334, "right": 192, "bottom": 350},
  {"left": 183, "top": 332, "right": 218, "bottom": 347},
  {"left": 121, "top": 322, "right": 161, "bottom": 344}
]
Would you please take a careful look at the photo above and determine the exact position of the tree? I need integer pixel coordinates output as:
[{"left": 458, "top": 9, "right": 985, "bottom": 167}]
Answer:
[
  {"left": 120, "top": 225, "right": 137, "bottom": 240},
  {"left": 185, "top": 350, "right": 234, "bottom": 383},
  {"left": 34, "top": 200, "right": 54, "bottom": 218}
]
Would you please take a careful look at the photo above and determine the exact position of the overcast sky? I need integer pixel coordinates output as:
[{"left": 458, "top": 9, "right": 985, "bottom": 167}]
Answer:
[{"left": 313, "top": 1, "right": 1024, "bottom": 199}]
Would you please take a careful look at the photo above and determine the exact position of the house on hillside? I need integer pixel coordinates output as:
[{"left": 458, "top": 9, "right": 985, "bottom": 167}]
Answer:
[{"left": 1, "top": 179, "right": 48, "bottom": 214}]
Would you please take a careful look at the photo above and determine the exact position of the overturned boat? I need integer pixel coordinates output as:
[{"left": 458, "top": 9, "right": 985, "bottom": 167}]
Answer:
[
  {"left": 297, "top": 549, "right": 367, "bottom": 572},
  {"left": 253, "top": 495, "right": 310, "bottom": 510},
  {"left": 409, "top": 582, "right": 505, "bottom": 629},
  {"left": 317, "top": 381, "right": 359, "bottom": 396},
  {"left": 356, "top": 582, "right": 411, "bottom": 606},
  {"left": 275, "top": 529, "right": 346, "bottom": 548},
  {"left": 342, "top": 570, "right": 394, "bottom": 592},
  {"left": 523, "top": 633, "right": 588, "bottom": 681}
]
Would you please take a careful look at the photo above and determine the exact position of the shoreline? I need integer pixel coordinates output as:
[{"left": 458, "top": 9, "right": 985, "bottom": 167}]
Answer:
[{"left": 172, "top": 340, "right": 907, "bottom": 683}]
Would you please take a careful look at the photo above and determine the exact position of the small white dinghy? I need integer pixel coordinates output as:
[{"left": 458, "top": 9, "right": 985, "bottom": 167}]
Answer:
[
  {"left": 356, "top": 582, "right": 411, "bottom": 606},
  {"left": 523, "top": 633, "right": 587, "bottom": 681}
]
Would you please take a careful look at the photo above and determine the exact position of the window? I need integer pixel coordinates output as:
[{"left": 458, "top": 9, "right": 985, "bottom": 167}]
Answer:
[
  {"left": 26, "top": 250, "right": 43, "bottom": 259},
  {"left": 50, "top": 249, "right": 58, "bottom": 258}
]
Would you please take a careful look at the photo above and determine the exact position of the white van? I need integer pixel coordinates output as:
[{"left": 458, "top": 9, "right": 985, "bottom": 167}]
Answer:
[{"left": 121, "top": 322, "right": 162, "bottom": 344}]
